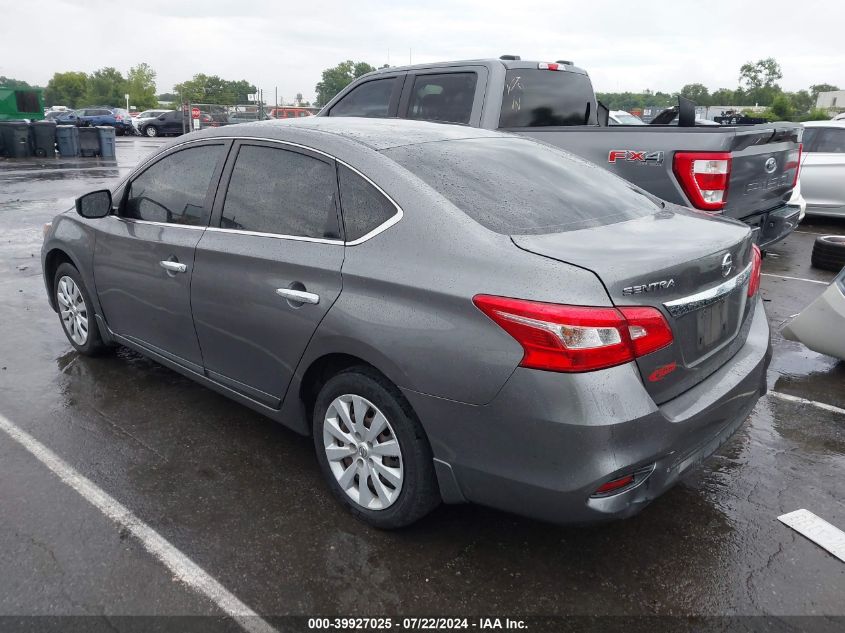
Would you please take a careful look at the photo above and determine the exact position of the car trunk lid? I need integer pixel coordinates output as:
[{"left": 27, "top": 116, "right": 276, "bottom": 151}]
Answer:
[{"left": 512, "top": 207, "right": 756, "bottom": 403}]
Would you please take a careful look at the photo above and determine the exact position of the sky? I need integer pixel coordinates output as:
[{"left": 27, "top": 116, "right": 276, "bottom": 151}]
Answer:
[{"left": 1, "top": 0, "right": 843, "bottom": 104}]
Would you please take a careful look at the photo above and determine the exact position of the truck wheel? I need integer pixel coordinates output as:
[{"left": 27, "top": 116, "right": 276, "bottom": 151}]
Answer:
[{"left": 811, "top": 235, "right": 845, "bottom": 272}]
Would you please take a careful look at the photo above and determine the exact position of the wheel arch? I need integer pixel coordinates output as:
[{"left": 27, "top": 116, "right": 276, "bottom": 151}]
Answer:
[{"left": 43, "top": 247, "right": 78, "bottom": 312}]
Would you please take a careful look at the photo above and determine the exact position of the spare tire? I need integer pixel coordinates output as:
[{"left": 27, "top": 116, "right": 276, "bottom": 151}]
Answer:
[{"left": 811, "top": 235, "right": 845, "bottom": 272}]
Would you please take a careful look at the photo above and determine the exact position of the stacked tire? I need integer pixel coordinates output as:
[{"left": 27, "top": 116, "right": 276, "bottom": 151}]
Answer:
[{"left": 811, "top": 236, "right": 845, "bottom": 272}]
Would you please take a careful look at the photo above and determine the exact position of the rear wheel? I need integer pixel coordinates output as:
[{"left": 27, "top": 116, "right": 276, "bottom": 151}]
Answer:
[
  {"left": 313, "top": 367, "right": 440, "bottom": 528},
  {"left": 811, "top": 235, "right": 845, "bottom": 272},
  {"left": 144, "top": 125, "right": 158, "bottom": 137},
  {"left": 54, "top": 263, "right": 108, "bottom": 356}
]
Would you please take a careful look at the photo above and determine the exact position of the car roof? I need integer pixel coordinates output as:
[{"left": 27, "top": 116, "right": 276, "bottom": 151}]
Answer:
[
  {"left": 195, "top": 117, "right": 507, "bottom": 151},
  {"left": 802, "top": 120, "right": 845, "bottom": 128},
  {"left": 362, "top": 58, "right": 589, "bottom": 77}
]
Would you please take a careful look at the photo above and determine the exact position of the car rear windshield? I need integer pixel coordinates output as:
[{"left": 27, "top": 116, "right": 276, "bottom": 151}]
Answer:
[
  {"left": 383, "top": 137, "right": 660, "bottom": 235},
  {"left": 499, "top": 69, "right": 597, "bottom": 128}
]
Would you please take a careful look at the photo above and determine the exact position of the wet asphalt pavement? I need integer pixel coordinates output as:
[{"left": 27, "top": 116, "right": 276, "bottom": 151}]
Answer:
[{"left": 0, "top": 137, "right": 843, "bottom": 632}]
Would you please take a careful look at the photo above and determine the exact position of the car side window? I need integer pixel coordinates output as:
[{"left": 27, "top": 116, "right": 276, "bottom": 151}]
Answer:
[
  {"left": 801, "top": 128, "right": 820, "bottom": 152},
  {"left": 329, "top": 78, "right": 396, "bottom": 118},
  {"left": 407, "top": 73, "right": 477, "bottom": 124},
  {"left": 220, "top": 145, "right": 340, "bottom": 239},
  {"left": 337, "top": 164, "right": 397, "bottom": 241},
  {"left": 814, "top": 128, "right": 845, "bottom": 153},
  {"left": 123, "top": 145, "right": 224, "bottom": 226}
]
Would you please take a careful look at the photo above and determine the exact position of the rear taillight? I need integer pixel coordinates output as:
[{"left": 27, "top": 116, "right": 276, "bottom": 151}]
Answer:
[
  {"left": 472, "top": 296, "right": 673, "bottom": 373},
  {"left": 786, "top": 143, "right": 802, "bottom": 188},
  {"left": 537, "top": 62, "right": 564, "bottom": 71},
  {"left": 673, "top": 151, "right": 732, "bottom": 212},
  {"left": 748, "top": 244, "right": 762, "bottom": 298}
]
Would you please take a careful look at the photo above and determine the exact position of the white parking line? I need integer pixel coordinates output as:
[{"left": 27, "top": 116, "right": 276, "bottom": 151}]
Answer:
[
  {"left": 0, "top": 412, "right": 278, "bottom": 633},
  {"left": 769, "top": 391, "right": 845, "bottom": 416},
  {"left": 762, "top": 273, "right": 829, "bottom": 285}
]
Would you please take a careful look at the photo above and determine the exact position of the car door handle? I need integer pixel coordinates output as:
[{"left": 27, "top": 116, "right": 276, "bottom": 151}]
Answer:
[
  {"left": 160, "top": 260, "right": 187, "bottom": 273},
  {"left": 275, "top": 288, "right": 320, "bottom": 305}
]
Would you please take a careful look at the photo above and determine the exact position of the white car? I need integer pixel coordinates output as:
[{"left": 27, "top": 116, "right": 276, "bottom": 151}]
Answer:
[
  {"left": 608, "top": 110, "right": 645, "bottom": 125},
  {"left": 833, "top": 112, "right": 845, "bottom": 121},
  {"left": 132, "top": 109, "right": 171, "bottom": 133},
  {"left": 800, "top": 121, "right": 845, "bottom": 217},
  {"left": 783, "top": 266, "right": 845, "bottom": 361}
]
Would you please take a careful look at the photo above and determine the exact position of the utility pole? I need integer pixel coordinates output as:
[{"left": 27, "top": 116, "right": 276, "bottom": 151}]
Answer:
[{"left": 275, "top": 86, "right": 278, "bottom": 109}]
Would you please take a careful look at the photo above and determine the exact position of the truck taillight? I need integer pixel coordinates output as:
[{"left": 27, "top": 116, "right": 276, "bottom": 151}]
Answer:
[
  {"left": 673, "top": 151, "right": 732, "bottom": 212},
  {"left": 473, "top": 295, "right": 673, "bottom": 373},
  {"left": 537, "top": 62, "right": 565, "bottom": 71},
  {"left": 748, "top": 244, "right": 762, "bottom": 298},
  {"left": 786, "top": 144, "right": 802, "bottom": 188}
]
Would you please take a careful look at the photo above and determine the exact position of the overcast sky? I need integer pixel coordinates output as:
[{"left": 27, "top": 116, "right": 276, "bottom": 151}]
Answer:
[{"left": 2, "top": 0, "right": 843, "bottom": 103}]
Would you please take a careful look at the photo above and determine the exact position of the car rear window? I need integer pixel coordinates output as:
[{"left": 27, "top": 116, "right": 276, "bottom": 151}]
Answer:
[
  {"left": 499, "top": 69, "right": 597, "bottom": 128},
  {"left": 383, "top": 137, "right": 660, "bottom": 235}
]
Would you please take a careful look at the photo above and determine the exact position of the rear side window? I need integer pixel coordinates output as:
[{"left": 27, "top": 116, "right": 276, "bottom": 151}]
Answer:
[
  {"left": 499, "top": 69, "right": 597, "bottom": 128},
  {"left": 221, "top": 145, "right": 340, "bottom": 239},
  {"left": 384, "top": 137, "right": 660, "bottom": 235},
  {"left": 407, "top": 73, "right": 477, "bottom": 124},
  {"left": 124, "top": 145, "right": 223, "bottom": 226},
  {"left": 338, "top": 164, "right": 397, "bottom": 241},
  {"left": 329, "top": 78, "right": 396, "bottom": 118},
  {"left": 814, "top": 128, "right": 845, "bottom": 153}
]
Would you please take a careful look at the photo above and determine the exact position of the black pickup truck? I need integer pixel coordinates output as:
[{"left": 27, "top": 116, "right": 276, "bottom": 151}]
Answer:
[{"left": 319, "top": 57, "right": 804, "bottom": 247}]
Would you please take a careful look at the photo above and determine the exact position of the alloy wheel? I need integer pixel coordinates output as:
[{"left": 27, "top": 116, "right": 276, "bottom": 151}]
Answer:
[
  {"left": 323, "top": 394, "right": 404, "bottom": 510},
  {"left": 145, "top": 126, "right": 157, "bottom": 137},
  {"left": 56, "top": 275, "right": 89, "bottom": 346}
]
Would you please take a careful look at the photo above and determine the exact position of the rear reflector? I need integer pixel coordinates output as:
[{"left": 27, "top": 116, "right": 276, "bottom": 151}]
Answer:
[
  {"left": 673, "top": 151, "right": 732, "bottom": 212},
  {"left": 472, "top": 296, "right": 673, "bottom": 373},
  {"left": 748, "top": 244, "right": 762, "bottom": 298},
  {"left": 593, "top": 474, "right": 635, "bottom": 495}
]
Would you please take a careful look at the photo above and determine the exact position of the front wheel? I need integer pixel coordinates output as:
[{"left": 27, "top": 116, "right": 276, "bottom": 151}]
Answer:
[
  {"left": 144, "top": 125, "right": 158, "bottom": 137},
  {"left": 54, "top": 263, "right": 109, "bottom": 356},
  {"left": 313, "top": 367, "right": 440, "bottom": 529}
]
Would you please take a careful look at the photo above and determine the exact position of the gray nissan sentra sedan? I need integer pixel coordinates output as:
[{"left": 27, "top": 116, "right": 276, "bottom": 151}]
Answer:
[{"left": 41, "top": 118, "right": 771, "bottom": 528}]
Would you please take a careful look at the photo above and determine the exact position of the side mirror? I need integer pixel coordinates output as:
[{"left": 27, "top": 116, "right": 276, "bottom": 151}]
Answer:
[{"left": 76, "top": 190, "right": 112, "bottom": 219}]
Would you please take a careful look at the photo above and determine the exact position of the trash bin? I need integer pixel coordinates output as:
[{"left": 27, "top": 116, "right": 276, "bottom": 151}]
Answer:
[
  {"left": 96, "top": 125, "right": 116, "bottom": 158},
  {"left": 0, "top": 121, "right": 32, "bottom": 158},
  {"left": 56, "top": 125, "right": 80, "bottom": 157},
  {"left": 78, "top": 126, "right": 99, "bottom": 157},
  {"left": 31, "top": 120, "right": 57, "bottom": 158}
]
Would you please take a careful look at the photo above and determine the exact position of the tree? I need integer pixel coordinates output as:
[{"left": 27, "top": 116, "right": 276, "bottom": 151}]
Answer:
[
  {"left": 172, "top": 74, "right": 256, "bottom": 105},
  {"left": 710, "top": 88, "right": 738, "bottom": 105},
  {"left": 770, "top": 94, "right": 793, "bottom": 120},
  {"left": 738, "top": 58, "right": 782, "bottom": 106},
  {"left": 126, "top": 63, "right": 158, "bottom": 110},
  {"left": 85, "top": 67, "right": 127, "bottom": 106},
  {"left": 314, "top": 60, "right": 376, "bottom": 107},
  {"left": 789, "top": 90, "right": 814, "bottom": 116},
  {"left": 0, "top": 76, "right": 34, "bottom": 89},
  {"left": 44, "top": 72, "right": 88, "bottom": 107},
  {"left": 680, "top": 83, "right": 710, "bottom": 106}
]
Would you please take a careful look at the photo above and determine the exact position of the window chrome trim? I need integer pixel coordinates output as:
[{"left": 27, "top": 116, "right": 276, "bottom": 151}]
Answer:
[
  {"left": 663, "top": 263, "right": 752, "bottom": 318},
  {"left": 113, "top": 217, "right": 206, "bottom": 230},
  {"left": 126, "top": 135, "right": 404, "bottom": 245}
]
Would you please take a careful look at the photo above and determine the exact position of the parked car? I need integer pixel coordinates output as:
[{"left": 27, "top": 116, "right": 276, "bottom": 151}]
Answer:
[
  {"left": 320, "top": 57, "right": 803, "bottom": 248},
  {"left": 783, "top": 266, "right": 845, "bottom": 360},
  {"left": 799, "top": 121, "right": 845, "bottom": 217},
  {"left": 42, "top": 118, "right": 770, "bottom": 528},
  {"left": 138, "top": 110, "right": 186, "bottom": 137},
  {"left": 132, "top": 109, "right": 171, "bottom": 132},
  {"left": 833, "top": 112, "right": 845, "bottom": 121},
  {"left": 268, "top": 107, "right": 313, "bottom": 119},
  {"left": 54, "top": 107, "right": 134, "bottom": 135},
  {"left": 608, "top": 110, "right": 645, "bottom": 125}
]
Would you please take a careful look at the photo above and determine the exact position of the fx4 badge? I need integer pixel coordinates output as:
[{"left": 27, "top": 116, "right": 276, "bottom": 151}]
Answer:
[
  {"left": 623, "top": 279, "right": 675, "bottom": 295},
  {"left": 608, "top": 150, "right": 665, "bottom": 166}
]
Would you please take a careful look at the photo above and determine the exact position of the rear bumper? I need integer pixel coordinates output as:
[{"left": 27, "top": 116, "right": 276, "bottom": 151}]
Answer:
[
  {"left": 743, "top": 204, "right": 801, "bottom": 249},
  {"left": 404, "top": 297, "right": 771, "bottom": 524}
]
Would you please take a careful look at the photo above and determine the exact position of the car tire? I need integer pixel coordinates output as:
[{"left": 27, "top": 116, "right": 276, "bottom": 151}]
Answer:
[
  {"left": 811, "top": 235, "right": 845, "bottom": 272},
  {"left": 53, "top": 263, "right": 109, "bottom": 356},
  {"left": 144, "top": 125, "right": 158, "bottom": 137},
  {"left": 313, "top": 366, "right": 440, "bottom": 529}
]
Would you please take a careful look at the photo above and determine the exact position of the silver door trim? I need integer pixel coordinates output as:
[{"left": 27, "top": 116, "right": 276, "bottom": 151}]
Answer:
[
  {"left": 663, "top": 263, "right": 752, "bottom": 318},
  {"left": 121, "top": 135, "right": 404, "bottom": 245},
  {"left": 275, "top": 288, "right": 320, "bottom": 305},
  {"left": 113, "top": 217, "right": 206, "bottom": 231}
]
